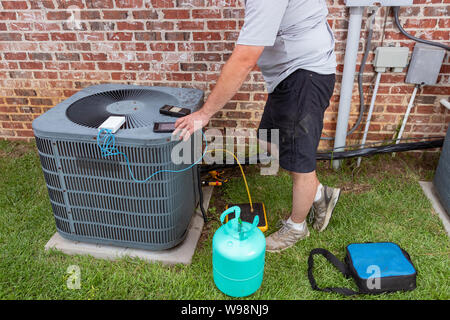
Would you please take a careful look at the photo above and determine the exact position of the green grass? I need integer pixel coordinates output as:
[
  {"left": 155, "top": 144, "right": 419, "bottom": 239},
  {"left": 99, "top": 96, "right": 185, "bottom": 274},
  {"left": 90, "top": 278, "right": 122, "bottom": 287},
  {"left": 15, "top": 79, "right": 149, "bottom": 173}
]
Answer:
[{"left": 0, "top": 140, "right": 449, "bottom": 300}]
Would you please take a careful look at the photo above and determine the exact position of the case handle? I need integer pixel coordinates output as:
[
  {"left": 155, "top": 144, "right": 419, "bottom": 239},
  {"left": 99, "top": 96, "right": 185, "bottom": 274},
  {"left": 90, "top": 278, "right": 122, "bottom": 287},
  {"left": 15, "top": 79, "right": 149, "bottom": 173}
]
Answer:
[
  {"left": 220, "top": 206, "right": 241, "bottom": 225},
  {"left": 252, "top": 215, "right": 259, "bottom": 228}
]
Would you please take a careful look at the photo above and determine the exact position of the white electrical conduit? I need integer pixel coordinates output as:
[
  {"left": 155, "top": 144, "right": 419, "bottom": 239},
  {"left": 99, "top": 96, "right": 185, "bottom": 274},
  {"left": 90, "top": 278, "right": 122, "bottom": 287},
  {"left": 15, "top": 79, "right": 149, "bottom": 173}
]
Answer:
[
  {"left": 392, "top": 84, "right": 420, "bottom": 157},
  {"left": 357, "top": 72, "right": 382, "bottom": 167},
  {"left": 396, "top": 85, "right": 420, "bottom": 144},
  {"left": 440, "top": 98, "right": 450, "bottom": 111}
]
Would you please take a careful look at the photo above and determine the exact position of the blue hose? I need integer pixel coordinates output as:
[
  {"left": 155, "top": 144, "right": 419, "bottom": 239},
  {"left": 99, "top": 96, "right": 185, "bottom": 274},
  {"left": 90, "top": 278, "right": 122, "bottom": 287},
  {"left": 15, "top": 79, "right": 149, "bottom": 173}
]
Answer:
[{"left": 96, "top": 128, "right": 208, "bottom": 183}]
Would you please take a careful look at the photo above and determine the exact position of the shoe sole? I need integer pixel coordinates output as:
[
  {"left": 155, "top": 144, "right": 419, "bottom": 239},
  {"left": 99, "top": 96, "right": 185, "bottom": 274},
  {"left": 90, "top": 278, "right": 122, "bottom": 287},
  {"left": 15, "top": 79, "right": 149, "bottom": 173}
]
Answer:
[
  {"left": 266, "top": 229, "right": 310, "bottom": 253},
  {"left": 317, "top": 188, "right": 341, "bottom": 232}
]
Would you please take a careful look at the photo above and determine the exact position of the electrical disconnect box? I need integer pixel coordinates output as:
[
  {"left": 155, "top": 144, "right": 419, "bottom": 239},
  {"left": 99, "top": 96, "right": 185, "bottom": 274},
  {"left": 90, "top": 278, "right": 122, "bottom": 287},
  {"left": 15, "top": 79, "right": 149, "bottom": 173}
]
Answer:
[
  {"left": 406, "top": 43, "right": 446, "bottom": 86},
  {"left": 373, "top": 47, "right": 409, "bottom": 72}
]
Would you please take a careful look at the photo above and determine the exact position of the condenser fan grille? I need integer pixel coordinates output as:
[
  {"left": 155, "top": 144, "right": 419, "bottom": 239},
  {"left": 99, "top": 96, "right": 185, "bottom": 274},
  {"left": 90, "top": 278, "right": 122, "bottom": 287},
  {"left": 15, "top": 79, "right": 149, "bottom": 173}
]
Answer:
[{"left": 66, "top": 89, "right": 176, "bottom": 130}]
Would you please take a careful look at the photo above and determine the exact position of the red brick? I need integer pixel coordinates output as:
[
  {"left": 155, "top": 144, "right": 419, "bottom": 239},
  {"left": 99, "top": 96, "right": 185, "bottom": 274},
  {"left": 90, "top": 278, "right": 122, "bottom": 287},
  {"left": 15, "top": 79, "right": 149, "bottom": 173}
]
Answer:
[
  {"left": 150, "top": 0, "right": 175, "bottom": 8},
  {"left": 80, "top": 11, "right": 101, "bottom": 19},
  {"left": 9, "top": 22, "right": 34, "bottom": 31},
  {"left": 25, "top": 33, "right": 50, "bottom": 41},
  {"left": 56, "top": 53, "right": 80, "bottom": 61},
  {"left": 423, "top": 6, "right": 449, "bottom": 16},
  {"left": 111, "top": 72, "right": 136, "bottom": 80},
  {"left": 132, "top": 10, "right": 158, "bottom": 19},
  {"left": 107, "top": 32, "right": 133, "bottom": 41},
  {"left": 0, "top": 33, "right": 22, "bottom": 41},
  {"left": 117, "top": 21, "right": 145, "bottom": 30},
  {"left": 2, "top": 0, "right": 28, "bottom": 9},
  {"left": 85, "top": 0, "right": 114, "bottom": 8},
  {"left": 207, "top": 20, "right": 236, "bottom": 30},
  {"left": 70, "top": 62, "right": 95, "bottom": 70},
  {"left": 4, "top": 52, "right": 27, "bottom": 60},
  {"left": 177, "top": 21, "right": 204, "bottom": 30},
  {"left": 193, "top": 32, "right": 221, "bottom": 41},
  {"left": 403, "top": 18, "right": 438, "bottom": 29},
  {"left": 192, "top": 9, "right": 222, "bottom": 19},
  {"left": 19, "top": 62, "right": 43, "bottom": 70},
  {"left": 29, "top": 0, "right": 54, "bottom": 9},
  {"left": 166, "top": 73, "right": 192, "bottom": 81},
  {"left": 120, "top": 43, "right": 147, "bottom": 51},
  {"left": 47, "top": 11, "right": 72, "bottom": 20},
  {"left": 98, "top": 62, "right": 123, "bottom": 70},
  {"left": 33, "top": 71, "right": 58, "bottom": 79},
  {"left": 16, "top": 130, "right": 34, "bottom": 137},
  {"left": 0, "top": 12, "right": 16, "bottom": 20},
  {"left": 163, "top": 9, "right": 190, "bottom": 19},
  {"left": 115, "top": 0, "right": 143, "bottom": 7},
  {"left": 103, "top": 10, "right": 129, "bottom": 19},
  {"left": 149, "top": 43, "right": 176, "bottom": 51},
  {"left": 125, "top": 63, "right": 150, "bottom": 71},
  {"left": 51, "top": 33, "right": 77, "bottom": 41},
  {"left": 147, "top": 21, "right": 174, "bottom": 30}
]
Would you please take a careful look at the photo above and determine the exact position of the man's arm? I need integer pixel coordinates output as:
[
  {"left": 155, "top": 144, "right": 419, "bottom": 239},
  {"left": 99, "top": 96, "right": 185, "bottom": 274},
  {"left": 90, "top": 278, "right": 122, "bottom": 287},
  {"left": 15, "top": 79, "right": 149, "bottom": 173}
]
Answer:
[{"left": 173, "top": 44, "right": 264, "bottom": 140}]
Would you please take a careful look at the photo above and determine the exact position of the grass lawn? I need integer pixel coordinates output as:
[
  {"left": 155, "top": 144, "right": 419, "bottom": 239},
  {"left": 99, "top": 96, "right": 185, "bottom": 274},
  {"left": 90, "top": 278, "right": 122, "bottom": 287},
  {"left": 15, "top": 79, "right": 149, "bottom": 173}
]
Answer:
[{"left": 0, "top": 140, "right": 449, "bottom": 300}]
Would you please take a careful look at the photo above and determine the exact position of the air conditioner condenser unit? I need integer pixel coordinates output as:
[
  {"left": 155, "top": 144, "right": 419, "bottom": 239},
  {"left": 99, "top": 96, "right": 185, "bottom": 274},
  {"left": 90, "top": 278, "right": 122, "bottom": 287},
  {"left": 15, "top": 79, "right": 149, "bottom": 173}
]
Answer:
[{"left": 33, "top": 84, "right": 204, "bottom": 250}]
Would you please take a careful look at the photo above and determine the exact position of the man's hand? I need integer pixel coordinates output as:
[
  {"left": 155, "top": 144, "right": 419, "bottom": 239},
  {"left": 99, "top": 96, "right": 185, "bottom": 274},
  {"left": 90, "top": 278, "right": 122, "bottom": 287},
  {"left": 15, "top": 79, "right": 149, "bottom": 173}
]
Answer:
[
  {"left": 173, "top": 44, "right": 264, "bottom": 141},
  {"left": 173, "top": 109, "right": 211, "bottom": 141}
]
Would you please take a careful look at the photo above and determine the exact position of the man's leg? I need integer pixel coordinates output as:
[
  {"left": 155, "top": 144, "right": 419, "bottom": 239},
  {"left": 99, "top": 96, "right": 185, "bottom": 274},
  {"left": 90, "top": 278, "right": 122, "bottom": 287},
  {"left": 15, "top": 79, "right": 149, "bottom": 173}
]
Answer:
[
  {"left": 265, "top": 169, "right": 341, "bottom": 252},
  {"left": 265, "top": 171, "right": 315, "bottom": 253},
  {"left": 290, "top": 170, "right": 319, "bottom": 223}
]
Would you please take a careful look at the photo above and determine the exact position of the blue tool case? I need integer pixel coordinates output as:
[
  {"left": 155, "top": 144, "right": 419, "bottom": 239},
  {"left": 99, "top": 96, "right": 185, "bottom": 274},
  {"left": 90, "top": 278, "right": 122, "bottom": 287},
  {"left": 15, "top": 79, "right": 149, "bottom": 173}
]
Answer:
[{"left": 308, "top": 242, "right": 417, "bottom": 296}]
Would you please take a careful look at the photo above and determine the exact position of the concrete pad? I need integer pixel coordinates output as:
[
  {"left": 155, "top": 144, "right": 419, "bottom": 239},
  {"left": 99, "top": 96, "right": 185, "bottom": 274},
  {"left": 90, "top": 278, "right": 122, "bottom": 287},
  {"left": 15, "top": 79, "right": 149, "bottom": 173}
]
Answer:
[
  {"left": 419, "top": 181, "right": 450, "bottom": 237},
  {"left": 45, "top": 186, "right": 214, "bottom": 265}
]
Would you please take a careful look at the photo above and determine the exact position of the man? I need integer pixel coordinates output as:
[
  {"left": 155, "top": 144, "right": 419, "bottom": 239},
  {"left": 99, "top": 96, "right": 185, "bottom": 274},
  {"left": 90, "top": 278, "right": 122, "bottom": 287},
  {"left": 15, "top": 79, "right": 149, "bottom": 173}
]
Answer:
[{"left": 174, "top": 0, "right": 341, "bottom": 252}]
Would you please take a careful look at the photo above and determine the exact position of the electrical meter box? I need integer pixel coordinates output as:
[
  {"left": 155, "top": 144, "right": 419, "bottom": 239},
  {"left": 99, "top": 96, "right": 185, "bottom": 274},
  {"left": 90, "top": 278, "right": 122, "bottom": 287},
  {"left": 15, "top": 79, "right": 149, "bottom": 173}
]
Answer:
[{"left": 406, "top": 43, "right": 446, "bottom": 86}]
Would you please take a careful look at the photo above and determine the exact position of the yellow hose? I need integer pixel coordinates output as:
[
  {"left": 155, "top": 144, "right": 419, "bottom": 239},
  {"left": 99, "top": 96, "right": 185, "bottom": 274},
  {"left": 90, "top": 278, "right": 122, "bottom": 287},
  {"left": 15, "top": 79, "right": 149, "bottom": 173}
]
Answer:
[{"left": 206, "top": 149, "right": 253, "bottom": 212}]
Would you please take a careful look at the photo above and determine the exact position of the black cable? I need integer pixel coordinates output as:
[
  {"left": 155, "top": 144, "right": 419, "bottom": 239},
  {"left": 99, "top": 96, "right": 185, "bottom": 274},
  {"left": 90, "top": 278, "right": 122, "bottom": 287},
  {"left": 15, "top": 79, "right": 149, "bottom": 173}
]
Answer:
[
  {"left": 393, "top": 7, "right": 450, "bottom": 51},
  {"left": 319, "top": 135, "right": 444, "bottom": 153},
  {"left": 316, "top": 139, "right": 443, "bottom": 160},
  {"left": 197, "top": 165, "right": 208, "bottom": 223},
  {"left": 200, "top": 138, "right": 444, "bottom": 172},
  {"left": 321, "top": 10, "right": 377, "bottom": 141}
]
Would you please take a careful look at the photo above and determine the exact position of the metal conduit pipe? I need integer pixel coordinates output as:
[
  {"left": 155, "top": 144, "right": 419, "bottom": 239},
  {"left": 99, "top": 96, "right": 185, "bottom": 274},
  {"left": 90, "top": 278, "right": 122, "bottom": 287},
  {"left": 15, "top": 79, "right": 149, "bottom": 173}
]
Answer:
[
  {"left": 332, "top": 6, "right": 365, "bottom": 169},
  {"left": 357, "top": 71, "right": 382, "bottom": 167}
]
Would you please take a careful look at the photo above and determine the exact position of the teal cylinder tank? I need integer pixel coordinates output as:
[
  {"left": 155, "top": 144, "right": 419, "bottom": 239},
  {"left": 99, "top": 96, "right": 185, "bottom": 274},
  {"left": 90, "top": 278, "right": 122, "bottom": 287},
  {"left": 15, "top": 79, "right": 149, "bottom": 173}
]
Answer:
[{"left": 212, "top": 206, "right": 266, "bottom": 297}]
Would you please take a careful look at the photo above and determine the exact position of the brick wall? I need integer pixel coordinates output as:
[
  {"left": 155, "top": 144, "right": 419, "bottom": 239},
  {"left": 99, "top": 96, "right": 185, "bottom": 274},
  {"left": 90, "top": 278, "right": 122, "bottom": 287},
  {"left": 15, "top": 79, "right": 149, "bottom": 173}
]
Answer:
[{"left": 0, "top": 0, "right": 448, "bottom": 149}]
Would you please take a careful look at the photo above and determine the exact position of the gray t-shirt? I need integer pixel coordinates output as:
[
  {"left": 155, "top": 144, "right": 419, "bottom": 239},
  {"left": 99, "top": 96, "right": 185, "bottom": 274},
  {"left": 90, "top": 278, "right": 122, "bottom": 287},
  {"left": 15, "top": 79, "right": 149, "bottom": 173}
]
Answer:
[{"left": 237, "top": 0, "right": 336, "bottom": 93}]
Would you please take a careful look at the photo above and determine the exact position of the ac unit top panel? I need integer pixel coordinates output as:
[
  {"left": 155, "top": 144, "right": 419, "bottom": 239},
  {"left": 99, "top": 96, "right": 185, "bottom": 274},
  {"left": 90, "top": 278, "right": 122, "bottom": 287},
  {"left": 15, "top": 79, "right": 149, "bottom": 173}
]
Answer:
[{"left": 32, "top": 84, "right": 204, "bottom": 145}]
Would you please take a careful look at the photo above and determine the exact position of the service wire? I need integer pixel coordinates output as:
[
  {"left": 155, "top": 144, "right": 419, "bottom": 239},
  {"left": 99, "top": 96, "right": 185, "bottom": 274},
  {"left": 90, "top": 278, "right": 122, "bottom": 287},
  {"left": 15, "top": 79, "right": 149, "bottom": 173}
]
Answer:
[{"left": 393, "top": 6, "right": 450, "bottom": 51}]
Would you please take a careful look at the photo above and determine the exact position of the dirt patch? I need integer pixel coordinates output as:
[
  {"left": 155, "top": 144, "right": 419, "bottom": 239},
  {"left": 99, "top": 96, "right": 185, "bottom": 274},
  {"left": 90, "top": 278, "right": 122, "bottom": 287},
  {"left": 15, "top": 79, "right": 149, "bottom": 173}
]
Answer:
[
  {"left": 318, "top": 152, "right": 440, "bottom": 182},
  {"left": 0, "top": 141, "right": 36, "bottom": 159},
  {"left": 196, "top": 177, "right": 227, "bottom": 250},
  {"left": 341, "top": 182, "right": 372, "bottom": 194}
]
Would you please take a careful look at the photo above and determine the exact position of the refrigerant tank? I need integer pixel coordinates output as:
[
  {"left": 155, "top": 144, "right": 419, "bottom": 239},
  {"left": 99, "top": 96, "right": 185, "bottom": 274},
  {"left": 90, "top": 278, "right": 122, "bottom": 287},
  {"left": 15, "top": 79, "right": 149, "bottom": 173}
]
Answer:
[{"left": 212, "top": 206, "right": 266, "bottom": 297}]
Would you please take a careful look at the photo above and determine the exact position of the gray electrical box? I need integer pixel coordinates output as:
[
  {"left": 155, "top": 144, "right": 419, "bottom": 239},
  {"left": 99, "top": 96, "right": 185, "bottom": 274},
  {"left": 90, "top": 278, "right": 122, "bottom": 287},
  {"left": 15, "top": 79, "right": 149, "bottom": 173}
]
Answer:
[
  {"left": 373, "top": 47, "right": 409, "bottom": 72},
  {"left": 406, "top": 43, "right": 446, "bottom": 86}
]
